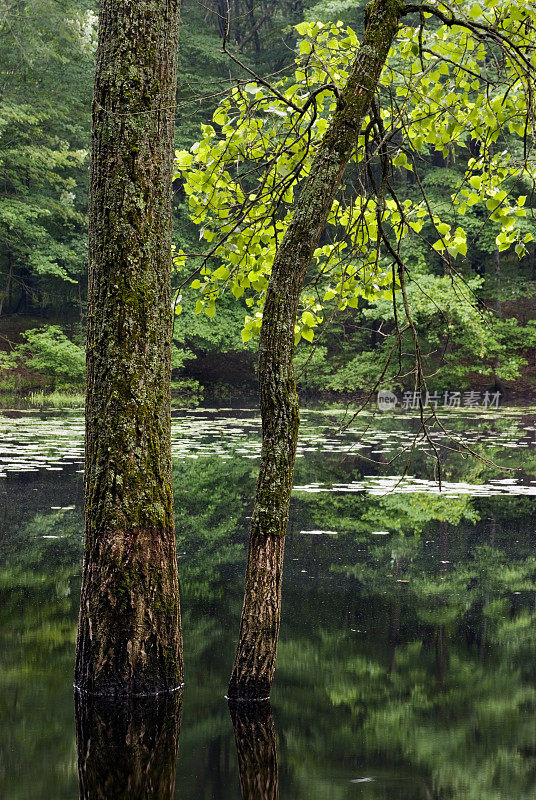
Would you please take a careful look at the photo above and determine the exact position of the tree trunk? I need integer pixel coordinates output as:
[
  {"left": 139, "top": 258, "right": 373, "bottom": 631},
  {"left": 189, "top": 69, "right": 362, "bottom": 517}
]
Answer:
[
  {"left": 227, "top": 0, "right": 404, "bottom": 700},
  {"left": 494, "top": 248, "right": 502, "bottom": 318},
  {"left": 229, "top": 700, "right": 279, "bottom": 800},
  {"left": 75, "top": 0, "right": 183, "bottom": 696},
  {"left": 75, "top": 691, "right": 182, "bottom": 799},
  {"left": 0, "top": 249, "right": 13, "bottom": 317}
]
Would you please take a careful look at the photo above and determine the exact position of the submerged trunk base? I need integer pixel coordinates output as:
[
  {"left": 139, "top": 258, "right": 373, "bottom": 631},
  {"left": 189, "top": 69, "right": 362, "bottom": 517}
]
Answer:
[{"left": 75, "top": 524, "right": 182, "bottom": 697}]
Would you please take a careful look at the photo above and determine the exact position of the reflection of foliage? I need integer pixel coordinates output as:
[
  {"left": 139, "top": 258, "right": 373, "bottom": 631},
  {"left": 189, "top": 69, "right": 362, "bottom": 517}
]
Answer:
[
  {"left": 0, "top": 507, "right": 82, "bottom": 799},
  {"left": 292, "top": 491, "right": 478, "bottom": 540},
  {"left": 359, "top": 646, "right": 536, "bottom": 800},
  {"left": 3, "top": 411, "right": 536, "bottom": 798},
  {"left": 275, "top": 492, "right": 536, "bottom": 800},
  {"left": 174, "top": 457, "right": 255, "bottom": 600}
]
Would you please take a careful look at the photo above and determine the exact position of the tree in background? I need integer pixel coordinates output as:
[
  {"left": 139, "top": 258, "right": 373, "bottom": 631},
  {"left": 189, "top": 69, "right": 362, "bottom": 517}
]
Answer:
[
  {"left": 3, "top": 0, "right": 535, "bottom": 399},
  {"left": 75, "top": 0, "right": 183, "bottom": 694},
  {"left": 0, "top": 0, "right": 95, "bottom": 317}
]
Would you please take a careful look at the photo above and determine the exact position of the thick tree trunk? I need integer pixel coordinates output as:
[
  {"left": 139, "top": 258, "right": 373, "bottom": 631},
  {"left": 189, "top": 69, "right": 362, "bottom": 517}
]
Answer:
[
  {"left": 228, "top": 0, "right": 404, "bottom": 700},
  {"left": 75, "top": 691, "right": 182, "bottom": 799},
  {"left": 75, "top": 0, "right": 183, "bottom": 695},
  {"left": 229, "top": 700, "right": 279, "bottom": 800}
]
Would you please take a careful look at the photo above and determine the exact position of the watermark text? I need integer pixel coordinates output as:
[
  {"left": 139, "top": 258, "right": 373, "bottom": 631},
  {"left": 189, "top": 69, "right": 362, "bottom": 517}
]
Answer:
[{"left": 377, "top": 389, "right": 501, "bottom": 412}]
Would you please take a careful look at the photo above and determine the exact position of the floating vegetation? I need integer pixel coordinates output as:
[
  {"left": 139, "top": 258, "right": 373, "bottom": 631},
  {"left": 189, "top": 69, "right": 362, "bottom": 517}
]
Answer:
[
  {"left": 293, "top": 477, "right": 536, "bottom": 498},
  {"left": 0, "top": 407, "right": 535, "bottom": 495}
]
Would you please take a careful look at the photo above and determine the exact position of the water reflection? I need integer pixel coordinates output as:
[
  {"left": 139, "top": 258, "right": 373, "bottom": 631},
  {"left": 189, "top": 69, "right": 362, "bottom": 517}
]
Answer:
[
  {"left": 2, "top": 408, "right": 536, "bottom": 798},
  {"left": 276, "top": 504, "right": 536, "bottom": 799},
  {"left": 2, "top": 407, "right": 536, "bottom": 494},
  {"left": 75, "top": 690, "right": 182, "bottom": 800},
  {"left": 229, "top": 701, "right": 278, "bottom": 800}
]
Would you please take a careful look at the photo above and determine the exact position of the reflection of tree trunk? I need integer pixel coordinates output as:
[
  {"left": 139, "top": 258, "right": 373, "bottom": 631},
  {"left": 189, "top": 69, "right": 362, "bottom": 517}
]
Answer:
[
  {"left": 229, "top": 700, "right": 278, "bottom": 800},
  {"left": 75, "top": 690, "right": 182, "bottom": 799},
  {"left": 435, "top": 625, "right": 448, "bottom": 690},
  {"left": 439, "top": 522, "right": 448, "bottom": 578},
  {"left": 389, "top": 556, "right": 402, "bottom": 673},
  {"left": 436, "top": 523, "right": 449, "bottom": 688},
  {"left": 421, "top": 781, "right": 434, "bottom": 800},
  {"left": 0, "top": 249, "right": 13, "bottom": 318},
  {"left": 228, "top": 0, "right": 404, "bottom": 701},
  {"left": 479, "top": 516, "right": 496, "bottom": 662}
]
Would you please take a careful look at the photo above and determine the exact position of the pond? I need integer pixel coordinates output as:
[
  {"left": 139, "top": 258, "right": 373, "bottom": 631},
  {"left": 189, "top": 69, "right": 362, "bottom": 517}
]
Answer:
[{"left": 1, "top": 406, "right": 536, "bottom": 799}]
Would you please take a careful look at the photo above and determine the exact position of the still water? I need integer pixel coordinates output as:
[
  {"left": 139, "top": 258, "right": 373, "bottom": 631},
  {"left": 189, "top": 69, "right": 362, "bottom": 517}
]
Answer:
[{"left": 1, "top": 406, "right": 536, "bottom": 799}]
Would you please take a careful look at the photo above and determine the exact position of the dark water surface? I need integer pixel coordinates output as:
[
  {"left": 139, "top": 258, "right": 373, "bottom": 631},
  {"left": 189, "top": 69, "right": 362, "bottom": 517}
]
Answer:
[{"left": 2, "top": 406, "right": 536, "bottom": 799}]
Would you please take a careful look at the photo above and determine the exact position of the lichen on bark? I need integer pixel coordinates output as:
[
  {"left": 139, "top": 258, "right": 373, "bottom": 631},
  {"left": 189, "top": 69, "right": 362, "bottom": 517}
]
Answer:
[{"left": 75, "top": 0, "right": 183, "bottom": 696}]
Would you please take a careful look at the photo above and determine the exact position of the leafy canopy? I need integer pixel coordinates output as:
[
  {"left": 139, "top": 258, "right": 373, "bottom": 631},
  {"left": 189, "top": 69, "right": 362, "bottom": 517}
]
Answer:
[{"left": 174, "top": 0, "right": 535, "bottom": 346}]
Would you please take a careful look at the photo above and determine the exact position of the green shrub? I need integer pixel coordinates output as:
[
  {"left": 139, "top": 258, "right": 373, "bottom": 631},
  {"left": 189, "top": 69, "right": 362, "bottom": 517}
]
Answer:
[{"left": 20, "top": 325, "right": 85, "bottom": 387}]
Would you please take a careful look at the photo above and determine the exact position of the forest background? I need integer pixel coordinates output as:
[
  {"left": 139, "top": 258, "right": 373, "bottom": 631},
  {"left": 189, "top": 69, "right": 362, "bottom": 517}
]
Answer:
[{"left": 1, "top": 0, "right": 535, "bottom": 403}]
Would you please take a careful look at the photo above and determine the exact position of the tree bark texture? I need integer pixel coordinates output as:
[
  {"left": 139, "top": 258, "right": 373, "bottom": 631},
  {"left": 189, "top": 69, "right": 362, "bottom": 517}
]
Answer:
[
  {"left": 229, "top": 700, "right": 279, "bottom": 800},
  {"left": 228, "top": 0, "right": 404, "bottom": 700},
  {"left": 75, "top": 690, "right": 182, "bottom": 799},
  {"left": 75, "top": 0, "right": 183, "bottom": 695}
]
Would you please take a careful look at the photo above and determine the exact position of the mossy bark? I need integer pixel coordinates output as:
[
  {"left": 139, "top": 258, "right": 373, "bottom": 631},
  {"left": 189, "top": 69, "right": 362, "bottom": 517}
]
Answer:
[
  {"left": 228, "top": 0, "right": 404, "bottom": 700},
  {"left": 75, "top": 691, "right": 182, "bottom": 799},
  {"left": 75, "top": 0, "right": 183, "bottom": 695},
  {"left": 229, "top": 700, "right": 279, "bottom": 800}
]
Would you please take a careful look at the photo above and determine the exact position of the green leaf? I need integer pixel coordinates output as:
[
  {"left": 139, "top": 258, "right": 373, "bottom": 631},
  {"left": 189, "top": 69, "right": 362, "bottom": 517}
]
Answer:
[
  {"left": 469, "top": 4, "right": 483, "bottom": 19},
  {"left": 212, "top": 266, "right": 230, "bottom": 281}
]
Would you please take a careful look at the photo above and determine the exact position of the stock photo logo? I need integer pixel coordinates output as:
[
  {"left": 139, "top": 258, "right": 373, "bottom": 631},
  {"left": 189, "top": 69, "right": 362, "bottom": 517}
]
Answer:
[{"left": 377, "top": 389, "right": 502, "bottom": 412}]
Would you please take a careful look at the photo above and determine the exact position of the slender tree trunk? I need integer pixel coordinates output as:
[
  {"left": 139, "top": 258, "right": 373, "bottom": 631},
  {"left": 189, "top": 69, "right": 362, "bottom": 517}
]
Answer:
[
  {"left": 494, "top": 248, "right": 502, "bottom": 318},
  {"left": 229, "top": 700, "right": 279, "bottom": 800},
  {"left": 245, "top": 0, "right": 260, "bottom": 52},
  {"left": 75, "top": 692, "right": 182, "bottom": 799},
  {"left": 75, "top": 0, "right": 183, "bottom": 696},
  {"left": 0, "top": 249, "right": 13, "bottom": 317},
  {"left": 234, "top": 0, "right": 241, "bottom": 43},
  {"left": 492, "top": 248, "right": 503, "bottom": 388},
  {"left": 217, "top": 0, "right": 228, "bottom": 38},
  {"left": 436, "top": 523, "right": 449, "bottom": 687},
  {"left": 228, "top": 0, "right": 404, "bottom": 700}
]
